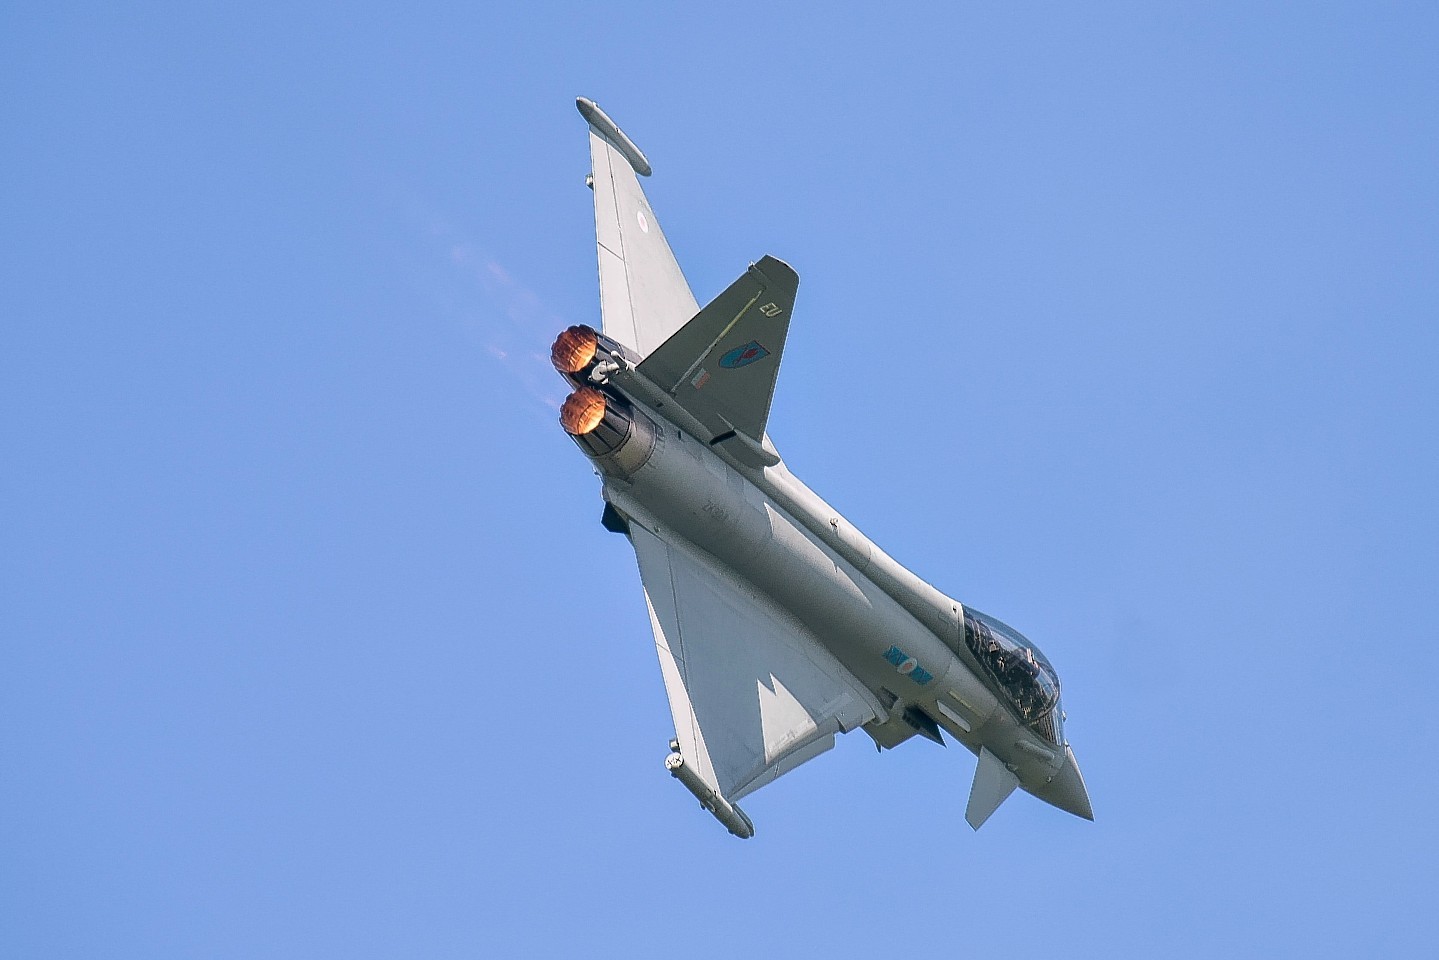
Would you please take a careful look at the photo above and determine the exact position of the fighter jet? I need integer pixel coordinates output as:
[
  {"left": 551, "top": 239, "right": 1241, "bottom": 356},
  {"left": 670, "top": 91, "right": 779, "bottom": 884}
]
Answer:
[{"left": 554, "top": 98, "right": 1092, "bottom": 837}]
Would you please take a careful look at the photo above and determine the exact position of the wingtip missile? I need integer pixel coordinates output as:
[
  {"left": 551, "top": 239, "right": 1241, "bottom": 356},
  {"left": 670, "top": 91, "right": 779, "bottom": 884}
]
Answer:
[
  {"left": 576, "top": 97, "right": 653, "bottom": 177},
  {"left": 665, "top": 753, "right": 754, "bottom": 839}
]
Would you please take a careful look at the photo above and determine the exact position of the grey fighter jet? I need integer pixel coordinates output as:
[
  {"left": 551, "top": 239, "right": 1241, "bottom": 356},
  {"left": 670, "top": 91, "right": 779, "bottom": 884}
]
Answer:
[{"left": 554, "top": 98, "right": 1092, "bottom": 838}]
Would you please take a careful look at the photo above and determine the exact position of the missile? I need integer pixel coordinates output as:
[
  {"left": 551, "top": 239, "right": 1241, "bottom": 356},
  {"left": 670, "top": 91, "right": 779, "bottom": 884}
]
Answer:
[
  {"left": 576, "top": 98, "right": 652, "bottom": 177},
  {"left": 664, "top": 753, "right": 754, "bottom": 839}
]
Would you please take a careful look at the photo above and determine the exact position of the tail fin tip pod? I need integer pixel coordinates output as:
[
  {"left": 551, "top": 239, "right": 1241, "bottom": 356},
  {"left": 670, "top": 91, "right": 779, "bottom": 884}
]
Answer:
[
  {"left": 576, "top": 97, "right": 651, "bottom": 177},
  {"left": 577, "top": 96, "right": 699, "bottom": 358}
]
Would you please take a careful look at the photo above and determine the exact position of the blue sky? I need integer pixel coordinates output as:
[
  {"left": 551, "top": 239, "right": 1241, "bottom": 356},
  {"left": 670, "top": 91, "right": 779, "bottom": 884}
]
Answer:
[{"left": 4, "top": 3, "right": 1437, "bottom": 957}]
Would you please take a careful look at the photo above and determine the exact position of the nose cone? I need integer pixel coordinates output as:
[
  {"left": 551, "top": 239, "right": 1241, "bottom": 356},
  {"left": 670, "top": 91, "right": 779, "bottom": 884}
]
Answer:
[{"left": 1031, "top": 745, "right": 1093, "bottom": 821}]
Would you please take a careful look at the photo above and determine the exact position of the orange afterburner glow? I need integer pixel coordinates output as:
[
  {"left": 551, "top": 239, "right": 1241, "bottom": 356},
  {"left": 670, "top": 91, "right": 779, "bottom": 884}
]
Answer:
[
  {"left": 551, "top": 324, "right": 599, "bottom": 374},
  {"left": 559, "top": 387, "right": 607, "bottom": 435}
]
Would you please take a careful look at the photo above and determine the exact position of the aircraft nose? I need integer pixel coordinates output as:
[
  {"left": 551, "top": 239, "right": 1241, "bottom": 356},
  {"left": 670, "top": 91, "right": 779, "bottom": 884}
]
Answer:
[{"left": 1033, "top": 745, "right": 1093, "bottom": 821}]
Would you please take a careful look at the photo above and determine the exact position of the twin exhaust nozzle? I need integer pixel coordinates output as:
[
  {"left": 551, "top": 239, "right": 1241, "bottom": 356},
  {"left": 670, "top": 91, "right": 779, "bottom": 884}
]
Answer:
[
  {"left": 552, "top": 324, "right": 609, "bottom": 437},
  {"left": 551, "top": 325, "right": 656, "bottom": 475}
]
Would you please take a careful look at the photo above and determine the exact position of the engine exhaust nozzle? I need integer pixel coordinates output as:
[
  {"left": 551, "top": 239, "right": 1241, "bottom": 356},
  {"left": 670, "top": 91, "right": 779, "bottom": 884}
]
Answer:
[
  {"left": 558, "top": 386, "right": 657, "bottom": 478},
  {"left": 551, "top": 324, "right": 599, "bottom": 375},
  {"left": 559, "top": 386, "right": 607, "bottom": 436}
]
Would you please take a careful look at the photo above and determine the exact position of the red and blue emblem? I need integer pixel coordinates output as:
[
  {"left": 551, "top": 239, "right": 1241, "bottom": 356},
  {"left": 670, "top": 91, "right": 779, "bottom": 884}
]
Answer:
[{"left": 719, "top": 340, "right": 770, "bottom": 369}]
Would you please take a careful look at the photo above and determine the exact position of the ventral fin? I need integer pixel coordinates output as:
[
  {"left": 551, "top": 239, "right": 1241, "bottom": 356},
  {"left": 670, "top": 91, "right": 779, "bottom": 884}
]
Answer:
[{"left": 965, "top": 746, "right": 1019, "bottom": 830}]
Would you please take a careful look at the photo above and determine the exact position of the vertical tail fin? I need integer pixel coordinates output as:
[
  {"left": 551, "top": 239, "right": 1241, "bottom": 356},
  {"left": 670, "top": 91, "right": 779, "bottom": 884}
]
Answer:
[{"left": 577, "top": 98, "right": 698, "bottom": 358}]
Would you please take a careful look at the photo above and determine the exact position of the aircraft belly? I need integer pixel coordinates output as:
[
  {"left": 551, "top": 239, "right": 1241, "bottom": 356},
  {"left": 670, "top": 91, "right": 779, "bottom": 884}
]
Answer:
[{"left": 606, "top": 427, "right": 963, "bottom": 706}]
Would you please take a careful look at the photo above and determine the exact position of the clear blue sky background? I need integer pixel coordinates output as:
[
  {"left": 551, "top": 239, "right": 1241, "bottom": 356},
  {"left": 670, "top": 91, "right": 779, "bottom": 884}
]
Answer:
[{"left": 4, "top": 3, "right": 1437, "bottom": 957}]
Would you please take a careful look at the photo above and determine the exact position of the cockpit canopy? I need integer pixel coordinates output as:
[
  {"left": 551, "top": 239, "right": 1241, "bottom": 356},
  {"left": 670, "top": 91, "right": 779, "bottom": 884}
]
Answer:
[{"left": 962, "top": 607, "right": 1061, "bottom": 737}]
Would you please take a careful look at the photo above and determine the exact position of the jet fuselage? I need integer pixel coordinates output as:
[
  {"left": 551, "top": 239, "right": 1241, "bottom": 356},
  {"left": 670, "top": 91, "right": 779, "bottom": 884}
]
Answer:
[
  {"left": 560, "top": 96, "right": 1090, "bottom": 833},
  {"left": 558, "top": 364, "right": 1092, "bottom": 825}
]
